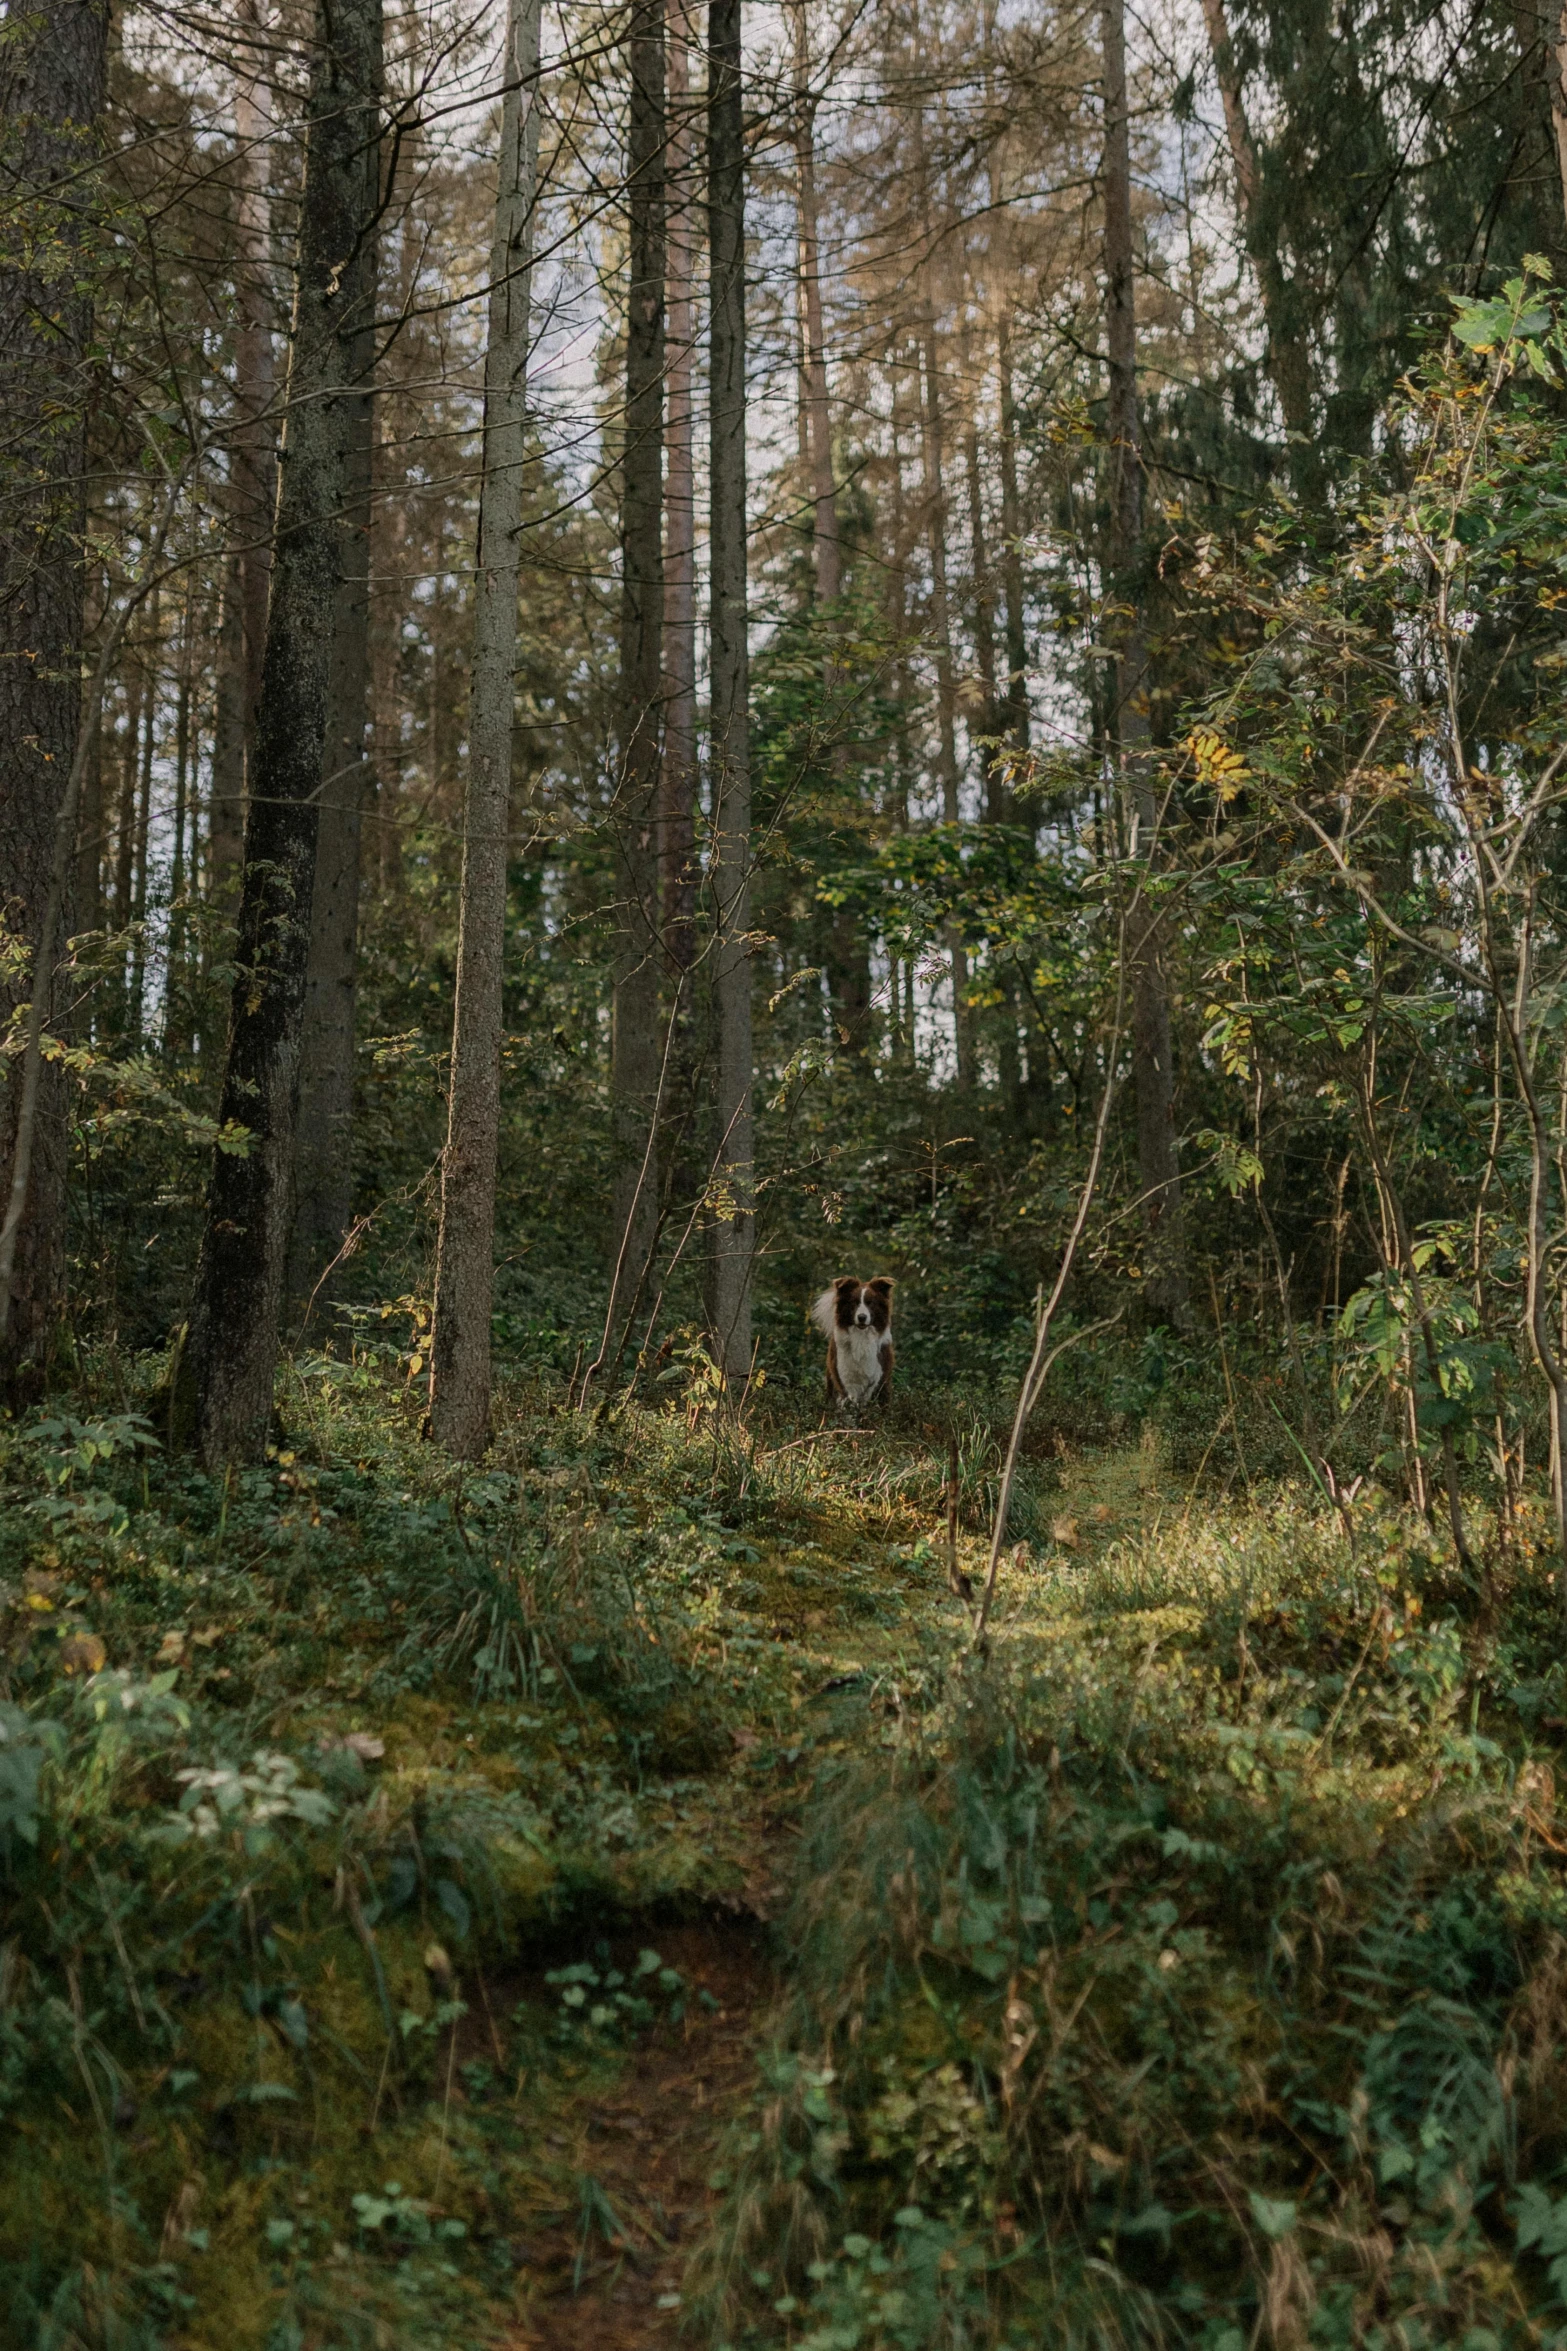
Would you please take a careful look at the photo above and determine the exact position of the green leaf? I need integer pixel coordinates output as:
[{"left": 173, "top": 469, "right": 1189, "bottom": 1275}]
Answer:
[{"left": 1248, "top": 2191, "right": 1297, "bottom": 2240}]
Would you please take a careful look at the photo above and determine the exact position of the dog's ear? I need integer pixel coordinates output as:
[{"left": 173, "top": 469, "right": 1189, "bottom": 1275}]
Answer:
[
  {"left": 834, "top": 1275, "right": 858, "bottom": 1294},
  {"left": 867, "top": 1277, "right": 894, "bottom": 1298}
]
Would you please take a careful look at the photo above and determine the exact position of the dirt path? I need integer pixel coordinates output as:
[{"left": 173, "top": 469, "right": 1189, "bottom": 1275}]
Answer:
[{"left": 504, "top": 1922, "right": 771, "bottom": 2349}]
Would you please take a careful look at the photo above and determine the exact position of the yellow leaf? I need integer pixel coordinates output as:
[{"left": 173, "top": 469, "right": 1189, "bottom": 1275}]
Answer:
[{"left": 1184, "top": 728, "right": 1250, "bottom": 802}]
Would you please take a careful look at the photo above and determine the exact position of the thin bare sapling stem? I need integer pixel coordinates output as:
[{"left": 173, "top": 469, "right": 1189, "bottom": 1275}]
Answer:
[{"left": 973, "top": 945, "right": 1130, "bottom": 1646}]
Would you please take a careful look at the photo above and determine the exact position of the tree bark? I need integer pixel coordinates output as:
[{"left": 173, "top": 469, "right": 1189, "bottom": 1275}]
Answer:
[
  {"left": 0, "top": 0, "right": 109, "bottom": 1398},
  {"left": 983, "top": 101, "right": 1029, "bottom": 758},
  {"left": 1102, "top": 0, "right": 1187, "bottom": 1324},
  {"left": 661, "top": 0, "right": 699, "bottom": 983},
  {"left": 793, "top": 0, "right": 839, "bottom": 606},
  {"left": 995, "top": 307, "right": 1029, "bottom": 756},
  {"left": 609, "top": 0, "right": 666, "bottom": 1323},
  {"left": 209, "top": 0, "right": 279, "bottom": 898},
  {"left": 1551, "top": 5, "right": 1567, "bottom": 228},
  {"left": 707, "top": 0, "right": 754, "bottom": 1382},
  {"left": 1198, "top": 0, "right": 1315, "bottom": 458},
  {"left": 426, "top": 0, "right": 542, "bottom": 1456},
  {"left": 917, "top": 306, "right": 971, "bottom": 1085},
  {"left": 287, "top": 80, "right": 382, "bottom": 1321},
  {"left": 180, "top": 0, "right": 384, "bottom": 1466}
]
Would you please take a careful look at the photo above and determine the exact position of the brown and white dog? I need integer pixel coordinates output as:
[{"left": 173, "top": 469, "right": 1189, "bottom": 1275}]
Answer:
[{"left": 812, "top": 1277, "right": 894, "bottom": 1413}]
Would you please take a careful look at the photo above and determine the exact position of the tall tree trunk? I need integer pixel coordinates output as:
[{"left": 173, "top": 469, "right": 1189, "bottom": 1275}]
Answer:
[
  {"left": 0, "top": 0, "right": 108, "bottom": 1396},
  {"left": 1551, "top": 5, "right": 1567, "bottom": 226},
  {"left": 793, "top": 0, "right": 839, "bottom": 606},
  {"left": 964, "top": 392, "right": 1024, "bottom": 1110},
  {"left": 77, "top": 694, "right": 104, "bottom": 939},
  {"left": 179, "top": 0, "right": 384, "bottom": 1466},
  {"left": 1511, "top": 5, "right": 1567, "bottom": 271},
  {"left": 917, "top": 306, "right": 971, "bottom": 1085},
  {"left": 609, "top": 0, "right": 666, "bottom": 1333},
  {"left": 114, "top": 648, "right": 143, "bottom": 931},
  {"left": 995, "top": 307, "right": 1029, "bottom": 755},
  {"left": 129, "top": 620, "right": 156, "bottom": 1035},
  {"left": 1198, "top": 0, "right": 1315, "bottom": 462},
  {"left": 1102, "top": 0, "right": 1187, "bottom": 1325},
  {"left": 661, "top": 0, "right": 698, "bottom": 984},
  {"left": 963, "top": 405, "right": 1000, "bottom": 799},
  {"left": 166, "top": 557, "right": 198, "bottom": 1054},
  {"left": 426, "top": 0, "right": 542, "bottom": 1456},
  {"left": 210, "top": 0, "right": 279, "bottom": 897},
  {"left": 982, "top": 87, "right": 1029, "bottom": 760},
  {"left": 659, "top": 0, "right": 701, "bottom": 1216},
  {"left": 287, "top": 87, "right": 381, "bottom": 1321},
  {"left": 707, "top": 0, "right": 753, "bottom": 1382}
]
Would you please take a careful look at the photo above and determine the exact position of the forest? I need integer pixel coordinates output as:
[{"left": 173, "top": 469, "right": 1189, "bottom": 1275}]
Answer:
[{"left": 10, "top": 0, "right": 1567, "bottom": 2343}]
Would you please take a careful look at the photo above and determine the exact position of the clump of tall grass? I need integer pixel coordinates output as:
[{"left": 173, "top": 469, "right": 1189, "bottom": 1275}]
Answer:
[{"left": 699, "top": 1490, "right": 1567, "bottom": 2348}]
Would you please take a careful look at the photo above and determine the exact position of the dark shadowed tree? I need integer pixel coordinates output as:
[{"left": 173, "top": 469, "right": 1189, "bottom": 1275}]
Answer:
[
  {"left": 706, "top": 0, "right": 753, "bottom": 1380},
  {"left": 287, "top": 73, "right": 383, "bottom": 1320},
  {"left": 608, "top": 0, "right": 666, "bottom": 1335},
  {"left": 179, "top": 0, "right": 384, "bottom": 1465},
  {"left": 0, "top": 0, "right": 109, "bottom": 1400}
]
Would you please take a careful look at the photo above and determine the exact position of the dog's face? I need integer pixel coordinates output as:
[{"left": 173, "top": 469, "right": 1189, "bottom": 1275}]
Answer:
[{"left": 832, "top": 1276, "right": 892, "bottom": 1334}]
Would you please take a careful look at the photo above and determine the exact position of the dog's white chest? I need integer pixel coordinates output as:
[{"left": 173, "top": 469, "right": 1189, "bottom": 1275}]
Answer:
[{"left": 835, "top": 1324, "right": 885, "bottom": 1405}]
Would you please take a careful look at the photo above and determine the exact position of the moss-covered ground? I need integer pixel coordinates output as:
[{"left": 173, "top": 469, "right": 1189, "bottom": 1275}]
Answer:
[{"left": 5, "top": 1355, "right": 1567, "bottom": 2349}]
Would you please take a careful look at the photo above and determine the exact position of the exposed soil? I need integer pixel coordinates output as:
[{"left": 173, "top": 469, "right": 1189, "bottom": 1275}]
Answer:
[{"left": 504, "top": 1922, "right": 773, "bottom": 2349}]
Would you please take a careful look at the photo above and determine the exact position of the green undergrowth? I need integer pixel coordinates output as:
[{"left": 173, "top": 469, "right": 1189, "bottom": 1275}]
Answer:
[
  {"left": 8, "top": 1351, "right": 1567, "bottom": 2350},
  {"left": 0, "top": 1347, "right": 1012, "bottom": 2348},
  {"left": 699, "top": 1473, "right": 1567, "bottom": 2350}
]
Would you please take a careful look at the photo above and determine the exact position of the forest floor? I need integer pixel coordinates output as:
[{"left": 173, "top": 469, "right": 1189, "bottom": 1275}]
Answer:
[
  {"left": 5, "top": 1359, "right": 1565, "bottom": 2350},
  {"left": 493, "top": 1438, "right": 1167, "bottom": 2348}
]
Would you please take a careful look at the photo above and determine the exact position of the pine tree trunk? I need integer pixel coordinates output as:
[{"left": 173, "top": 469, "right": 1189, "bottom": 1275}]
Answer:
[
  {"left": 1102, "top": 0, "right": 1187, "bottom": 1326},
  {"left": 661, "top": 1, "right": 698, "bottom": 984},
  {"left": 963, "top": 410, "right": 1000, "bottom": 793},
  {"left": 995, "top": 307, "right": 1029, "bottom": 755},
  {"left": 793, "top": 1, "right": 839, "bottom": 606},
  {"left": 180, "top": 0, "right": 384, "bottom": 1466},
  {"left": 426, "top": 0, "right": 543, "bottom": 1456},
  {"left": 129, "top": 624, "right": 156, "bottom": 1034},
  {"left": 1551, "top": 6, "right": 1567, "bottom": 228},
  {"left": 287, "top": 102, "right": 381, "bottom": 1322},
  {"left": 707, "top": 0, "right": 754, "bottom": 1382},
  {"left": 917, "top": 303, "right": 971, "bottom": 1085},
  {"left": 983, "top": 93, "right": 1029, "bottom": 759},
  {"left": 609, "top": 0, "right": 666, "bottom": 1323},
  {"left": 0, "top": 0, "right": 108, "bottom": 1398},
  {"left": 210, "top": 1, "right": 278, "bottom": 897}
]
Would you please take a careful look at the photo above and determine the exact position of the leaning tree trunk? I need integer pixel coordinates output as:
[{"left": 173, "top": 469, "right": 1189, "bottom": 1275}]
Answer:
[
  {"left": 0, "top": 0, "right": 109, "bottom": 1401},
  {"left": 706, "top": 0, "right": 754, "bottom": 1383},
  {"left": 287, "top": 95, "right": 382, "bottom": 1322},
  {"left": 179, "top": 0, "right": 384, "bottom": 1466},
  {"left": 1102, "top": 0, "right": 1187, "bottom": 1326},
  {"left": 426, "top": 0, "right": 543, "bottom": 1456},
  {"left": 608, "top": 0, "right": 667, "bottom": 1337}
]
